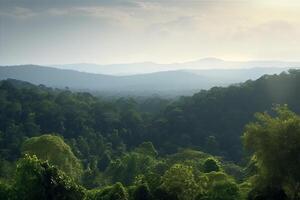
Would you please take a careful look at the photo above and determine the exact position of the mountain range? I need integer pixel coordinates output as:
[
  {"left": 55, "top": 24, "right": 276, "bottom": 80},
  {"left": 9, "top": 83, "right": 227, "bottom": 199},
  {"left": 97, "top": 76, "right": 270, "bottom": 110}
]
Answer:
[
  {"left": 1, "top": 59, "right": 300, "bottom": 96},
  {"left": 52, "top": 58, "right": 300, "bottom": 75}
]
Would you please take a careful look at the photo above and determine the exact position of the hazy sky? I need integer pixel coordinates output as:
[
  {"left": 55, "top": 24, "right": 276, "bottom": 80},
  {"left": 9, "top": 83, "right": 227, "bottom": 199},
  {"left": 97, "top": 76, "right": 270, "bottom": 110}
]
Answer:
[{"left": 1, "top": 0, "right": 300, "bottom": 65}]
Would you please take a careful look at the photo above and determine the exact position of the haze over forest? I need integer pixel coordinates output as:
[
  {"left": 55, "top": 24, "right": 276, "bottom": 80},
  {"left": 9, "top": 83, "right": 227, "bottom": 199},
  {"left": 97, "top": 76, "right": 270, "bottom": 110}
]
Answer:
[
  {"left": 1, "top": 60, "right": 299, "bottom": 97},
  {"left": 1, "top": 1, "right": 300, "bottom": 200}
]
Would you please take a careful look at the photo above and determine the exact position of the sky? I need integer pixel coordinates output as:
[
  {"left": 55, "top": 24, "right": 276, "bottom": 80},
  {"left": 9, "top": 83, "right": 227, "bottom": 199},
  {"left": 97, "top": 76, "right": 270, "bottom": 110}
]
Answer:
[{"left": 1, "top": 0, "right": 300, "bottom": 65}]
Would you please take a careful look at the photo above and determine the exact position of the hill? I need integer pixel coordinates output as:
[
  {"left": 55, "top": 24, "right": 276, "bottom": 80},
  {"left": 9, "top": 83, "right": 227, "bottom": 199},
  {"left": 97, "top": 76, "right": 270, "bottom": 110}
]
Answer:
[
  {"left": 0, "top": 65, "right": 293, "bottom": 96},
  {"left": 1, "top": 69, "right": 300, "bottom": 162},
  {"left": 53, "top": 58, "right": 300, "bottom": 75},
  {"left": 149, "top": 69, "right": 300, "bottom": 161}
]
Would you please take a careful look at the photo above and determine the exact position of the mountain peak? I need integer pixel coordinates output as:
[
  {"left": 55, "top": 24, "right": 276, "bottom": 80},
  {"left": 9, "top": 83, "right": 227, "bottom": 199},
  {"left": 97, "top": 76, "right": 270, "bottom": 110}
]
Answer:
[{"left": 197, "top": 57, "right": 225, "bottom": 62}]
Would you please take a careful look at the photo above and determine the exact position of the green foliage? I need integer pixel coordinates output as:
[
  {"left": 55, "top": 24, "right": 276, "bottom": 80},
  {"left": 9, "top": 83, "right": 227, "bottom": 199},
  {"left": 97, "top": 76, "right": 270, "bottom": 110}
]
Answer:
[
  {"left": 243, "top": 105, "right": 300, "bottom": 199},
  {"left": 86, "top": 182, "right": 128, "bottom": 200},
  {"left": 152, "top": 187, "right": 179, "bottom": 200},
  {"left": 2, "top": 69, "right": 300, "bottom": 165},
  {"left": 204, "top": 136, "right": 219, "bottom": 155},
  {"left": 98, "top": 151, "right": 112, "bottom": 171},
  {"left": 135, "top": 142, "right": 158, "bottom": 158},
  {"left": 2, "top": 72, "right": 300, "bottom": 199},
  {"left": 238, "top": 181, "right": 252, "bottom": 200},
  {"left": 168, "top": 149, "right": 209, "bottom": 163},
  {"left": 203, "top": 157, "right": 221, "bottom": 173},
  {"left": 0, "top": 181, "right": 11, "bottom": 200},
  {"left": 196, "top": 171, "right": 241, "bottom": 200},
  {"left": 167, "top": 149, "right": 210, "bottom": 171},
  {"left": 13, "top": 154, "right": 85, "bottom": 200},
  {"left": 161, "top": 164, "right": 199, "bottom": 200},
  {"left": 81, "top": 168, "right": 107, "bottom": 189},
  {"left": 107, "top": 151, "right": 157, "bottom": 185},
  {"left": 22, "top": 134, "right": 82, "bottom": 179},
  {"left": 202, "top": 172, "right": 231, "bottom": 190},
  {"left": 151, "top": 70, "right": 300, "bottom": 161},
  {"left": 0, "top": 158, "right": 15, "bottom": 181},
  {"left": 247, "top": 186, "right": 287, "bottom": 200},
  {"left": 132, "top": 183, "right": 152, "bottom": 200},
  {"left": 222, "top": 162, "right": 244, "bottom": 182},
  {"left": 203, "top": 180, "right": 240, "bottom": 200}
]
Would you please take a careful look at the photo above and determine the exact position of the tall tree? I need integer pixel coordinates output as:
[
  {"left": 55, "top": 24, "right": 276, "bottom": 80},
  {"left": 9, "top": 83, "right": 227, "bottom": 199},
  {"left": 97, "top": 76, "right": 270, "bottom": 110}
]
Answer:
[
  {"left": 13, "top": 154, "right": 85, "bottom": 200},
  {"left": 161, "top": 164, "right": 199, "bottom": 200},
  {"left": 22, "top": 134, "right": 82, "bottom": 179},
  {"left": 243, "top": 105, "right": 300, "bottom": 199}
]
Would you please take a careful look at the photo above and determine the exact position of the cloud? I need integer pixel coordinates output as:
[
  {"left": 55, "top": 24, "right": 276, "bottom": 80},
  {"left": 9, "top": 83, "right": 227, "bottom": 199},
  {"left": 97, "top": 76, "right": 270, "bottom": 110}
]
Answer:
[
  {"left": 1, "top": 0, "right": 300, "bottom": 64},
  {"left": 232, "top": 20, "right": 299, "bottom": 43},
  {"left": 0, "top": 7, "right": 36, "bottom": 19},
  {"left": 255, "top": 20, "right": 295, "bottom": 34},
  {"left": 0, "top": 0, "right": 141, "bottom": 10}
]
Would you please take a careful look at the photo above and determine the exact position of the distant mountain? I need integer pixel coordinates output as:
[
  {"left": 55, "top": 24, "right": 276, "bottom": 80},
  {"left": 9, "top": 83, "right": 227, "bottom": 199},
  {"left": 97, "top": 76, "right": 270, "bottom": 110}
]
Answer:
[
  {"left": 52, "top": 58, "right": 300, "bottom": 75},
  {"left": 52, "top": 62, "right": 167, "bottom": 75},
  {"left": 186, "top": 67, "right": 291, "bottom": 84},
  {"left": 0, "top": 65, "right": 295, "bottom": 96},
  {"left": 0, "top": 65, "right": 209, "bottom": 96}
]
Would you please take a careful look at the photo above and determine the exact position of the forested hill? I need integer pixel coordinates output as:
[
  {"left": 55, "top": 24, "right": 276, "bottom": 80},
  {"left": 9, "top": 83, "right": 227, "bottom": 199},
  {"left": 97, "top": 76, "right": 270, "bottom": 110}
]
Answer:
[
  {"left": 151, "top": 69, "right": 300, "bottom": 161},
  {"left": 1, "top": 70, "right": 300, "bottom": 199},
  {"left": 1, "top": 69, "right": 300, "bottom": 164}
]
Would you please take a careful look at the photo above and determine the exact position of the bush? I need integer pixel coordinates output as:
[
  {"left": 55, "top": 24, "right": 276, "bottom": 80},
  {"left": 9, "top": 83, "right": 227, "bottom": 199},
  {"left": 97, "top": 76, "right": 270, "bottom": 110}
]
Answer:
[
  {"left": 133, "top": 183, "right": 151, "bottom": 200},
  {"left": 203, "top": 158, "right": 221, "bottom": 173},
  {"left": 86, "top": 182, "right": 128, "bottom": 200},
  {"left": 0, "top": 181, "right": 11, "bottom": 200}
]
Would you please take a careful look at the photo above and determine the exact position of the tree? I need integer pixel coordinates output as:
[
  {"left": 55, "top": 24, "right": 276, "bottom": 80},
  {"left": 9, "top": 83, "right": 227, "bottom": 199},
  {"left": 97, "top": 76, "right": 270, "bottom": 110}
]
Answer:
[
  {"left": 203, "top": 157, "right": 221, "bottom": 173},
  {"left": 161, "top": 164, "right": 199, "bottom": 200},
  {"left": 98, "top": 151, "right": 111, "bottom": 171},
  {"left": 105, "top": 182, "right": 128, "bottom": 200},
  {"left": 135, "top": 141, "right": 158, "bottom": 158},
  {"left": 247, "top": 186, "right": 287, "bottom": 200},
  {"left": 23, "top": 112, "right": 40, "bottom": 137},
  {"left": 204, "top": 180, "right": 240, "bottom": 200},
  {"left": 243, "top": 105, "right": 300, "bottom": 199},
  {"left": 0, "top": 181, "right": 11, "bottom": 200},
  {"left": 22, "top": 134, "right": 82, "bottom": 179},
  {"left": 13, "top": 154, "right": 85, "bottom": 200},
  {"left": 153, "top": 187, "right": 179, "bottom": 200},
  {"left": 86, "top": 182, "right": 128, "bottom": 200},
  {"left": 205, "top": 136, "right": 219, "bottom": 155},
  {"left": 107, "top": 152, "right": 157, "bottom": 185},
  {"left": 133, "top": 183, "right": 152, "bottom": 200},
  {"left": 196, "top": 171, "right": 240, "bottom": 200}
]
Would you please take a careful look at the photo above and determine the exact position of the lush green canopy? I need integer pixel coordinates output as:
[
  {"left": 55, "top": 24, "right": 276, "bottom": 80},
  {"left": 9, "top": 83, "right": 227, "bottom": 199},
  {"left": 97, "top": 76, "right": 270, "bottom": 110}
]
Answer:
[
  {"left": 243, "top": 105, "right": 300, "bottom": 199},
  {"left": 22, "top": 134, "right": 82, "bottom": 179},
  {"left": 1, "top": 69, "right": 300, "bottom": 199}
]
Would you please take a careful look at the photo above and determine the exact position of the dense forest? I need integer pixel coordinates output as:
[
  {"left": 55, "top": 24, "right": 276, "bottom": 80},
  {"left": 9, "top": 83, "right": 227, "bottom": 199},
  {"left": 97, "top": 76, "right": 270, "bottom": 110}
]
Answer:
[{"left": 1, "top": 69, "right": 300, "bottom": 199}]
